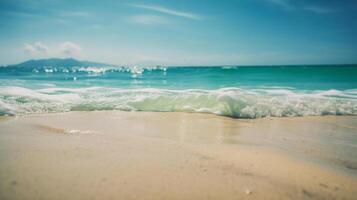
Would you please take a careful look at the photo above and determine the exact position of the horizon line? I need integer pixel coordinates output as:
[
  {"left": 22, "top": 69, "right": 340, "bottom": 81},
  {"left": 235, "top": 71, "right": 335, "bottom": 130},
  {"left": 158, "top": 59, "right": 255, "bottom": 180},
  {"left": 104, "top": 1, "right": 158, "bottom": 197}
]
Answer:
[{"left": 1, "top": 57, "right": 357, "bottom": 68}]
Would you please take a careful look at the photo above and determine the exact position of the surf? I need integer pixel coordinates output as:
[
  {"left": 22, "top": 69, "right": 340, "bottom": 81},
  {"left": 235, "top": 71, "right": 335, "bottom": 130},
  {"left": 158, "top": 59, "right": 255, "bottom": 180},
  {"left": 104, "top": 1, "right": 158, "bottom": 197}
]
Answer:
[{"left": 1, "top": 86, "right": 356, "bottom": 118}]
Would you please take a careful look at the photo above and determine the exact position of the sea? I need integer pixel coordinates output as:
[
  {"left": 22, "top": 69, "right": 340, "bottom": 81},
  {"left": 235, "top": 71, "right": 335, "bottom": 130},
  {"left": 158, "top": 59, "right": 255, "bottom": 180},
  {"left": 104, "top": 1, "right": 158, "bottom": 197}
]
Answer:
[{"left": 0, "top": 65, "right": 357, "bottom": 118}]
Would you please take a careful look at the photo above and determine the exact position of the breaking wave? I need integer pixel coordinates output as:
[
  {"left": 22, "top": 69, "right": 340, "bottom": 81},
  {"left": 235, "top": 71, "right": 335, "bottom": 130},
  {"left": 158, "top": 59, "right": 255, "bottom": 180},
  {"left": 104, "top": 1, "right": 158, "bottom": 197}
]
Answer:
[{"left": 1, "top": 86, "right": 356, "bottom": 118}]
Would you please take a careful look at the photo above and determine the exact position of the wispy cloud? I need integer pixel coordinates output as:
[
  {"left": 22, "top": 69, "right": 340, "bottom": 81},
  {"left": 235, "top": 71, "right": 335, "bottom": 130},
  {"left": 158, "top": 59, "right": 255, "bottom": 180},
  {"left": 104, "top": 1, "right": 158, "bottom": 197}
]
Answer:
[
  {"left": 129, "top": 4, "right": 201, "bottom": 20},
  {"left": 266, "top": 0, "right": 335, "bottom": 14},
  {"left": 60, "top": 11, "right": 91, "bottom": 17},
  {"left": 266, "top": 0, "right": 292, "bottom": 9},
  {"left": 128, "top": 14, "right": 170, "bottom": 25},
  {"left": 303, "top": 6, "right": 336, "bottom": 14}
]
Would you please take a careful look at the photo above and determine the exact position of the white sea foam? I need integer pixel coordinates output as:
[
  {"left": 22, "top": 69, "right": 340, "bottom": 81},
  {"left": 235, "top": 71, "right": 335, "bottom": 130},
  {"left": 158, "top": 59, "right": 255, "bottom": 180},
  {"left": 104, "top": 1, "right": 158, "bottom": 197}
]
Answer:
[
  {"left": 44, "top": 68, "right": 54, "bottom": 73},
  {"left": 0, "top": 99, "right": 16, "bottom": 115},
  {"left": 0, "top": 86, "right": 356, "bottom": 118},
  {"left": 78, "top": 67, "right": 108, "bottom": 74}
]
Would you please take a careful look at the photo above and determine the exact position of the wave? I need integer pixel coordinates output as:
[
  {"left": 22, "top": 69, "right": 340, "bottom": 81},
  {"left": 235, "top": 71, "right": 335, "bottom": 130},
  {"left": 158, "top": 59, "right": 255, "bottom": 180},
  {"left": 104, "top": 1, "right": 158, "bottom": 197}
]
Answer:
[{"left": 1, "top": 86, "right": 357, "bottom": 118}]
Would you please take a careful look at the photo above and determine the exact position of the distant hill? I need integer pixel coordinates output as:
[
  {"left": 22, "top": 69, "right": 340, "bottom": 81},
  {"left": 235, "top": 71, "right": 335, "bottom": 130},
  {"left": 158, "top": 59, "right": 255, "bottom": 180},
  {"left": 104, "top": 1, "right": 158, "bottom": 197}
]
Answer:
[{"left": 4, "top": 58, "right": 113, "bottom": 68}]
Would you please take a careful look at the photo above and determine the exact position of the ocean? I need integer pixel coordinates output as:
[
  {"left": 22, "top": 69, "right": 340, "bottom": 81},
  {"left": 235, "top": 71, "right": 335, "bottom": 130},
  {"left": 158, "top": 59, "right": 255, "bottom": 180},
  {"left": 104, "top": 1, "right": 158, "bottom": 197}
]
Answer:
[{"left": 0, "top": 65, "right": 357, "bottom": 118}]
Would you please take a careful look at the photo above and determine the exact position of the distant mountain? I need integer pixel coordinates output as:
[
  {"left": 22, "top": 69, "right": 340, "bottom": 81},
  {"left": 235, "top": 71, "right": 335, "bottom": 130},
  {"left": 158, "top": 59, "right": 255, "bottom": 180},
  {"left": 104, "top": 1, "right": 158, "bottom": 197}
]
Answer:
[{"left": 4, "top": 58, "right": 113, "bottom": 68}]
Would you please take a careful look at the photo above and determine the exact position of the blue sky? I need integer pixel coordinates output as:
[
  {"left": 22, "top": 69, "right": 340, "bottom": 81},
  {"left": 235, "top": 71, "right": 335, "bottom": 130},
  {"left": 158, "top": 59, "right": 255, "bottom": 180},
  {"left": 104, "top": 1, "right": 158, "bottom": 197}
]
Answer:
[{"left": 0, "top": 0, "right": 356, "bottom": 66}]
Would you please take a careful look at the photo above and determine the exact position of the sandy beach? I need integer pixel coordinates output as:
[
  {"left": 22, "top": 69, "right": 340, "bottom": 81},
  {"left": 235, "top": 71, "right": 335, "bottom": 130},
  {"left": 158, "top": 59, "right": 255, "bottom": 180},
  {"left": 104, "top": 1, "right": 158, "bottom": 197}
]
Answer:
[
  {"left": 2, "top": 0, "right": 357, "bottom": 199},
  {"left": 0, "top": 111, "right": 356, "bottom": 200}
]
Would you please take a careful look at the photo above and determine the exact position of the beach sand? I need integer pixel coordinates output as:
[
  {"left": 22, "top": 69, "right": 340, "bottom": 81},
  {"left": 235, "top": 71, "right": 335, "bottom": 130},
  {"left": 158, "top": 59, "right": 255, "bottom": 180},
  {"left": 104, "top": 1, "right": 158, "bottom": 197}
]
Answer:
[{"left": 0, "top": 111, "right": 356, "bottom": 200}]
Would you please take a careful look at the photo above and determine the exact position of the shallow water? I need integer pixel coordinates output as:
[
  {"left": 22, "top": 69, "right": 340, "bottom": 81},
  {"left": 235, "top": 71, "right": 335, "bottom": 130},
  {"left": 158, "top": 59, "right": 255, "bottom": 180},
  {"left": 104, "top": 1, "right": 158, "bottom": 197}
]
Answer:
[{"left": 1, "top": 65, "right": 357, "bottom": 117}]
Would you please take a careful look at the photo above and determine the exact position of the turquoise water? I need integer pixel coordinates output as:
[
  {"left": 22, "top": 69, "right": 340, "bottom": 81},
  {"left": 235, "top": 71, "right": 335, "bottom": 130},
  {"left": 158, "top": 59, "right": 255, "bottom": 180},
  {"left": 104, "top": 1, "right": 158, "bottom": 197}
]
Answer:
[{"left": 1, "top": 65, "right": 357, "bottom": 118}]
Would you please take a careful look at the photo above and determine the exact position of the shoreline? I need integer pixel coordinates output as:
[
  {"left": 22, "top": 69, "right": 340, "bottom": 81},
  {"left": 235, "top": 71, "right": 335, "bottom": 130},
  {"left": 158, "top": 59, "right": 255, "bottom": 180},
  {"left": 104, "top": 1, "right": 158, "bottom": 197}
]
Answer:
[
  {"left": 2, "top": 109, "right": 357, "bottom": 119},
  {"left": 1, "top": 111, "right": 356, "bottom": 199}
]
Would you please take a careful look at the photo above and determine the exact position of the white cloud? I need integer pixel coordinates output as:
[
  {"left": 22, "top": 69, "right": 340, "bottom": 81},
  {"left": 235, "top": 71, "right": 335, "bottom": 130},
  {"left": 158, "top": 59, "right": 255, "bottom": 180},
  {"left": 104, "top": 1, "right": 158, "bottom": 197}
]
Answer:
[
  {"left": 129, "top": 4, "right": 201, "bottom": 20},
  {"left": 23, "top": 43, "right": 36, "bottom": 55},
  {"left": 22, "top": 41, "right": 83, "bottom": 58},
  {"left": 34, "top": 42, "right": 49, "bottom": 53},
  {"left": 303, "top": 6, "right": 335, "bottom": 14},
  {"left": 128, "top": 14, "right": 170, "bottom": 25},
  {"left": 23, "top": 42, "right": 49, "bottom": 55},
  {"left": 59, "top": 42, "right": 82, "bottom": 56}
]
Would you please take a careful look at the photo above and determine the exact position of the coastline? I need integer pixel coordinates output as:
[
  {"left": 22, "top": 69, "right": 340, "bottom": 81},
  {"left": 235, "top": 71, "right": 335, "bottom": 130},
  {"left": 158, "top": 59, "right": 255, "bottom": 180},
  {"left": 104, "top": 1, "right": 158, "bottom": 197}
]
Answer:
[{"left": 0, "top": 111, "right": 356, "bottom": 199}]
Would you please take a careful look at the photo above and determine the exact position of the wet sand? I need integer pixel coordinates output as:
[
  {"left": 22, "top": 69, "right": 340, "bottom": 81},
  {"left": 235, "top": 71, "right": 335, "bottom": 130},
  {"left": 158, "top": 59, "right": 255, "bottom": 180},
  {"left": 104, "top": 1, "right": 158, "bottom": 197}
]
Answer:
[{"left": 0, "top": 111, "right": 356, "bottom": 200}]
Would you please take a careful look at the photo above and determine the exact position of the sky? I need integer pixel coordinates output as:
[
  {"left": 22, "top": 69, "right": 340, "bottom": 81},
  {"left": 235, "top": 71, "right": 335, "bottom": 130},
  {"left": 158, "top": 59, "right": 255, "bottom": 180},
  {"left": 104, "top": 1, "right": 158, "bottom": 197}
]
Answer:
[{"left": 0, "top": 0, "right": 357, "bottom": 66}]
